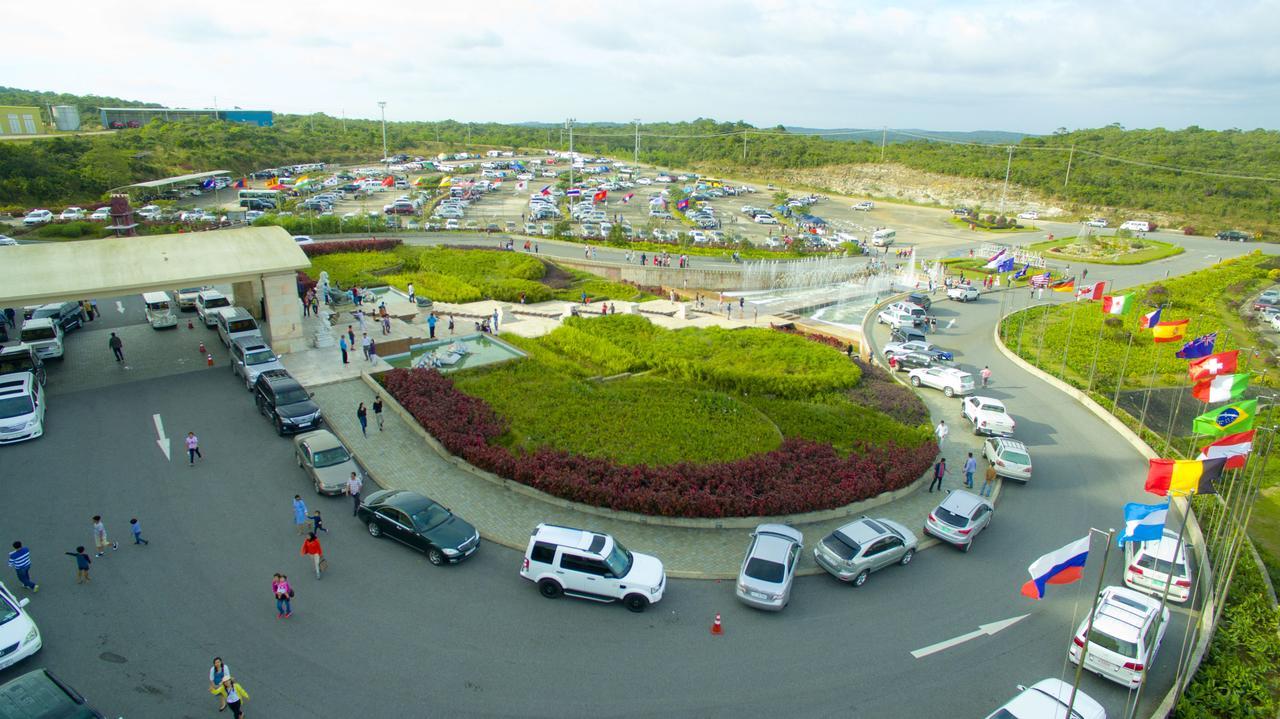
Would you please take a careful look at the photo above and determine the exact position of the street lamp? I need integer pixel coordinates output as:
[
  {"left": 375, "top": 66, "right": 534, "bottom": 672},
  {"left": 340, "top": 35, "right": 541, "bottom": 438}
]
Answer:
[{"left": 378, "top": 101, "right": 388, "bottom": 161}]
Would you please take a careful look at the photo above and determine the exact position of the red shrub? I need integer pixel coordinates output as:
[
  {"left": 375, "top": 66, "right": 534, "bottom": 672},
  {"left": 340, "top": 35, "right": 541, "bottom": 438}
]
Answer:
[
  {"left": 381, "top": 368, "right": 936, "bottom": 518},
  {"left": 302, "top": 238, "right": 403, "bottom": 257}
]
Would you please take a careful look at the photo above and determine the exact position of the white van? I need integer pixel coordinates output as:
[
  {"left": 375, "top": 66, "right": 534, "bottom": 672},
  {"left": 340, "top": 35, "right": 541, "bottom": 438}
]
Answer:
[
  {"left": 195, "top": 290, "right": 232, "bottom": 327},
  {"left": 1120, "top": 220, "right": 1152, "bottom": 232},
  {"left": 18, "top": 319, "right": 63, "bottom": 360},
  {"left": 0, "top": 372, "right": 45, "bottom": 444},
  {"left": 142, "top": 291, "right": 177, "bottom": 329},
  {"left": 872, "top": 229, "right": 897, "bottom": 247},
  {"left": 215, "top": 307, "right": 263, "bottom": 348}
]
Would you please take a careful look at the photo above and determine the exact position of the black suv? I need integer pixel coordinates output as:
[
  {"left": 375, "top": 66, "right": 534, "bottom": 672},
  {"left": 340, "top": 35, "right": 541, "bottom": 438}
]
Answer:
[
  {"left": 252, "top": 370, "right": 322, "bottom": 435},
  {"left": 0, "top": 669, "right": 105, "bottom": 718},
  {"left": 888, "top": 350, "right": 933, "bottom": 372},
  {"left": 1216, "top": 230, "right": 1250, "bottom": 242},
  {"left": 906, "top": 292, "right": 932, "bottom": 311}
]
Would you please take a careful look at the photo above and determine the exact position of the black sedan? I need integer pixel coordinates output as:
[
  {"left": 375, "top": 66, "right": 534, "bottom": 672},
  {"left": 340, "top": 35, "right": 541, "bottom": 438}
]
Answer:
[
  {"left": 888, "top": 351, "right": 934, "bottom": 372},
  {"left": 356, "top": 489, "right": 480, "bottom": 566}
]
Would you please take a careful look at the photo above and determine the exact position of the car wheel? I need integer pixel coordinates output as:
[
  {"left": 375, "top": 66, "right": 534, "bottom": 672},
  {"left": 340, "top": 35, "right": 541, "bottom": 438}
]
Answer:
[
  {"left": 275, "top": 418, "right": 286, "bottom": 436},
  {"left": 314, "top": 479, "right": 323, "bottom": 495},
  {"left": 852, "top": 569, "right": 869, "bottom": 587},
  {"left": 427, "top": 548, "right": 445, "bottom": 566},
  {"left": 538, "top": 579, "right": 563, "bottom": 599},
  {"left": 900, "top": 549, "right": 915, "bottom": 565},
  {"left": 624, "top": 594, "right": 649, "bottom": 613},
  {"left": 910, "top": 377, "right": 921, "bottom": 387},
  {"left": 944, "top": 386, "right": 955, "bottom": 397},
  {"left": 366, "top": 522, "right": 382, "bottom": 538},
  {"left": 961, "top": 540, "right": 972, "bottom": 553}
]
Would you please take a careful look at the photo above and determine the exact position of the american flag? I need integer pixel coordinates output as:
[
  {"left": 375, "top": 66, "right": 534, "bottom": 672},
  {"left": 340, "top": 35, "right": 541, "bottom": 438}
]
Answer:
[{"left": 1030, "top": 271, "right": 1051, "bottom": 288}]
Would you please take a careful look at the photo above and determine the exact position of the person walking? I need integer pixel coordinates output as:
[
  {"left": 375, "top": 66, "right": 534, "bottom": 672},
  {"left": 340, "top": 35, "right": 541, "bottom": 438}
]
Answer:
[
  {"left": 357, "top": 402, "right": 368, "bottom": 436},
  {"left": 346, "top": 325, "right": 355, "bottom": 347},
  {"left": 129, "top": 518, "right": 149, "bottom": 545},
  {"left": 963, "top": 452, "right": 977, "bottom": 489},
  {"left": 407, "top": 282, "right": 416, "bottom": 304},
  {"left": 980, "top": 365, "right": 992, "bottom": 387},
  {"left": 982, "top": 460, "right": 998, "bottom": 498},
  {"left": 934, "top": 420, "right": 949, "bottom": 448},
  {"left": 427, "top": 313, "right": 437, "bottom": 339},
  {"left": 381, "top": 313, "right": 391, "bottom": 336},
  {"left": 929, "top": 458, "right": 948, "bottom": 493},
  {"left": 309, "top": 510, "right": 326, "bottom": 534},
  {"left": 346, "top": 472, "right": 363, "bottom": 517},
  {"left": 447, "top": 315, "right": 455, "bottom": 335},
  {"left": 292, "top": 495, "right": 309, "bottom": 535},
  {"left": 209, "top": 657, "right": 232, "bottom": 711},
  {"left": 186, "top": 432, "right": 202, "bottom": 465},
  {"left": 372, "top": 397, "right": 384, "bottom": 431},
  {"left": 273, "top": 574, "right": 293, "bottom": 618},
  {"left": 91, "top": 516, "right": 117, "bottom": 557},
  {"left": 338, "top": 335, "right": 349, "bottom": 365},
  {"left": 8, "top": 541, "right": 37, "bottom": 591},
  {"left": 108, "top": 333, "right": 124, "bottom": 362},
  {"left": 368, "top": 338, "right": 377, "bottom": 364},
  {"left": 221, "top": 676, "right": 247, "bottom": 718},
  {"left": 65, "top": 547, "right": 91, "bottom": 583},
  {"left": 354, "top": 308, "right": 367, "bottom": 333},
  {"left": 301, "top": 532, "right": 325, "bottom": 579},
  {"left": 360, "top": 333, "right": 372, "bottom": 361}
]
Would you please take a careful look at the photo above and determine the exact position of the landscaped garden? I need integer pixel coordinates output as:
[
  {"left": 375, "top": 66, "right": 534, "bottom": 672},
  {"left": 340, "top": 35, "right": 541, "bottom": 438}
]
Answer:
[
  {"left": 1026, "top": 233, "right": 1184, "bottom": 265},
  {"left": 380, "top": 315, "right": 936, "bottom": 518}
]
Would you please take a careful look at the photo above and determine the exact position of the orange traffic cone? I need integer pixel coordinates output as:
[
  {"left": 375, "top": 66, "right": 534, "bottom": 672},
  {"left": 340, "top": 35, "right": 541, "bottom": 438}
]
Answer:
[
  {"left": 198, "top": 341, "right": 206, "bottom": 354},
  {"left": 710, "top": 613, "right": 723, "bottom": 636},
  {"left": 187, "top": 319, "right": 194, "bottom": 330},
  {"left": 206, "top": 354, "right": 214, "bottom": 367}
]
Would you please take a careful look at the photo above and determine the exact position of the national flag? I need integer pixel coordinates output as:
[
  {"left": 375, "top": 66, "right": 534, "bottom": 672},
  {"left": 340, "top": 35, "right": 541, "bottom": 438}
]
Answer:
[
  {"left": 983, "top": 248, "right": 1007, "bottom": 269},
  {"left": 1145, "top": 457, "right": 1224, "bottom": 496},
  {"left": 439, "top": 176, "right": 453, "bottom": 188},
  {"left": 1030, "top": 271, "right": 1051, "bottom": 288},
  {"left": 201, "top": 178, "right": 215, "bottom": 190},
  {"left": 1119, "top": 502, "right": 1169, "bottom": 544},
  {"left": 1198, "top": 430, "right": 1256, "bottom": 469},
  {"left": 996, "top": 256, "right": 1016, "bottom": 273},
  {"left": 566, "top": 188, "right": 581, "bottom": 197},
  {"left": 1188, "top": 350, "right": 1238, "bottom": 381},
  {"left": 1140, "top": 306, "right": 1162, "bottom": 329},
  {"left": 1050, "top": 278, "right": 1076, "bottom": 293},
  {"left": 622, "top": 192, "right": 635, "bottom": 204},
  {"left": 1175, "top": 332, "right": 1216, "bottom": 359},
  {"left": 235, "top": 178, "right": 246, "bottom": 189},
  {"left": 381, "top": 176, "right": 395, "bottom": 187},
  {"left": 539, "top": 185, "right": 551, "bottom": 196},
  {"left": 1013, "top": 264, "right": 1029, "bottom": 280},
  {"left": 1192, "top": 399, "right": 1257, "bottom": 436},
  {"left": 1075, "top": 280, "right": 1105, "bottom": 301},
  {"left": 294, "top": 174, "right": 310, "bottom": 184},
  {"left": 593, "top": 189, "right": 608, "bottom": 203},
  {"left": 1102, "top": 294, "right": 1130, "bottom": 314},
  {"left": 516, "top": 180, "right": 527, "bottom": 191},
  {"left": 677, "top": 199, "right": 690, "bottom": 211},
  {"left": 1020, "top": 536, "right": 1091, "bottom": 600},
  {"left": 1192, "top": 373, "right": 1250, "bottom": 403},
  {"left": 1152, "top": 319, "right": 1189, "bottom": 343}
]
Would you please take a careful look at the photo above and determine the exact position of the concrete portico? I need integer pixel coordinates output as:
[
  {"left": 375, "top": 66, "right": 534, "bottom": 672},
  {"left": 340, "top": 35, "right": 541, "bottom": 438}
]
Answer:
[{"left": 0, "top": 226, "right": 312, "bottom": 352}]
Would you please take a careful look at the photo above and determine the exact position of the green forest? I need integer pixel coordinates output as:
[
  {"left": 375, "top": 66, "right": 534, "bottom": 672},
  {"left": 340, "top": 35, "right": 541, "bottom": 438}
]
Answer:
[{"left": 1, "top": 86, "right": 1278, "bottom": 236}]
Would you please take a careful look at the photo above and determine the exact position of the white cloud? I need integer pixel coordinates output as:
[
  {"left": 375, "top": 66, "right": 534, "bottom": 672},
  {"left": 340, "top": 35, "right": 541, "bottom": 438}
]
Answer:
[{"left": 5, "top": 0, "right": 1277, "bottom": 131}]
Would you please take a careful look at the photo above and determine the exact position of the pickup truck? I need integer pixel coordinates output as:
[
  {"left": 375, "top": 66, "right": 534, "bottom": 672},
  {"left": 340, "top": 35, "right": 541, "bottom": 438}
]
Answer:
[
  {"left": 962, "top": 396, "right": 1016, "bottom": 436},
  {"left": 948, "top": 285, "right": 980, "bottom": 302}
]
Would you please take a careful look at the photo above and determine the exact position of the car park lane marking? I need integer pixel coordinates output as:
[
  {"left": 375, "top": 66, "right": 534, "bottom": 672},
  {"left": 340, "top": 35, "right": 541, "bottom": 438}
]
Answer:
[
  {"left": 117, "top": 300, "right": 126, "bottom": 314},
  {"left": 909, "top": 613, "right": 1029, "bottom": 659},
  {"left": 153, "top": 413, "right": 170, "bottom": 461}
]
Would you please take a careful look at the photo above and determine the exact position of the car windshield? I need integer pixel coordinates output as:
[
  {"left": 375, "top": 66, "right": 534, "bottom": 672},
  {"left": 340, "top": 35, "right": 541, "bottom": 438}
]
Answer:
[
  {"left": 1137, "top": 554, "right": 1186, "bottom": 577},
  {"left": 245, "top": 349, "right": 275, "bottom": 365},
  {"left": 21, "top": 327, "right": 56, "bottom": 341},
  {"left": 30, "top": 307, "right": 60, "bottom": 320},
  {"left": 934, "top": 506, "right": 969, "bottom": 528},
  {"left": 410, "top": 503, "right": 451, "bottom": 532},
  {"left": 0, "top": 395, "right": 34, "bottom": 419},
  {"left": 1087, "top": 626, "right": 1138, "bottom": 658},
  {"left": 824, "top": 533, "right": 860, "bottom": 560},
  {"left": 604, "top": 542, "right": 633, "bottom": 577},
  {"left": 1003, "top": 450, "right": 1031, "bottom": 466},
  {"left": 312, "top": 446, "right": 351, "bottom": 468},
  {"left": 744, "top": 557, "right": 786, "bottom": 583},
  {"left": 228, "top": 319, "right": 257, "bottom": 333},
  {"left": 0, "top": 596, "right": 17, "bottom": 626},
  {"left": 205, "top": 297, "right": 230, "bottom": 309},
  {"left": 276, "top": 388, "right": 310, "bottom": 405},
  {"left": 0, "top": 357, "right": 36, "bottom": 375}
]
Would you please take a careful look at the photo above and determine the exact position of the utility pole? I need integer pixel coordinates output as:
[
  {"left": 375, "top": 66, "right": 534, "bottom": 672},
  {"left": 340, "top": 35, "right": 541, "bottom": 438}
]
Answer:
[
  {"left": 999, "top": 146, "right": 1013, "bottom": 214},
  {"left": 742, "top": 132, "right": 748, "bottom": 161},
  {"left": 341, "top": 109, "right": 346, "bottom": 133},
  {"left": 467, "top": 123, "right": 471, "bottom": 146},
  {"left": 880, "top": 126, "right": 887, "bottom": 162},
  {"left": 567, "top": 118, "right": 576, "bottom": 188},
  {"left": 1064, "top": 143, "right": 1076, "bottom": 189},
  {"left": 633, "top": 119, "right": 641, "bottom": 164},
  {"left": 377, "top": 101, "right": 388, "bottom": 161}
]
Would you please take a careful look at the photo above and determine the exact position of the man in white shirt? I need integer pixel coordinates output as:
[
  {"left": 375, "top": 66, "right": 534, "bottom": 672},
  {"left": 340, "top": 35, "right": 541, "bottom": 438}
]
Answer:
[
  {"left": 345, "top": 472, "right": 363, "bottom": 516},
  {"left": 935, "top": 420, "right": 949, "bottom": 448}
]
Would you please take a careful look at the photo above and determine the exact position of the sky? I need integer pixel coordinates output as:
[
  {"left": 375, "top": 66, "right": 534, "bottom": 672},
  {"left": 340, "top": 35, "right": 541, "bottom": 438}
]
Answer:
[{"left": 10, "top": 0, "right": 1278, "bottom": 133}]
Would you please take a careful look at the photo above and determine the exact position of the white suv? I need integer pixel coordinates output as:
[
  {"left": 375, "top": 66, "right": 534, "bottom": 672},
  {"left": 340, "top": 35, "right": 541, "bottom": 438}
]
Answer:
[
  {"left": 908, "top": 367, "right": 974, "bottom": 397},
  {"left": 520, "top": 524, "right": 666, "bottom": 613},
  {"left": 0, "top": 372, "right": 45, "bottom": 445},
  {"left": 1069, "top": 585, "right": 1168, "bottom": 688},
  {"left": 1123, "top": 528, "right": 1194, "bottom": 603}
]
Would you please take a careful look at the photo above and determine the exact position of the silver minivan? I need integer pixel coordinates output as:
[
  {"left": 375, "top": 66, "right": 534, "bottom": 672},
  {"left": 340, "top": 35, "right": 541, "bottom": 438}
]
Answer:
[
  {"left": 215, "top": 307, "right": 262, "bottom": 348},
  {"left": 230, "top": 338, "right": 284, "bottom": 391}
]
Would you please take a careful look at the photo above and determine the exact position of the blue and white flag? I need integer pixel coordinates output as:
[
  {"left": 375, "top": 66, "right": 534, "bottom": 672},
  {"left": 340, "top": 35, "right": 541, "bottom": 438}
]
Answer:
[
  {"left": 996, "top": 256, "right": 1016, "bottom": 273},
  {"left": 566, "top": 188, "right": 581, "bottom": 197},
  {"left": 1119, "top": 501, "right": 1169, "bottom": 544},
  {"left": 1013, "top": 263, "right": 1030, "bottom": 280},
  {"left": 983, "top": 249, "right": 1007, "bottom": 269}
]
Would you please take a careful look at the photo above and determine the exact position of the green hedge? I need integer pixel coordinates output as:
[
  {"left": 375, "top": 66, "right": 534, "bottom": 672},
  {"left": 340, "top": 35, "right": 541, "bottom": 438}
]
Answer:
[{"left": 746, "top": 394, "right": 932, "bottom": 454}]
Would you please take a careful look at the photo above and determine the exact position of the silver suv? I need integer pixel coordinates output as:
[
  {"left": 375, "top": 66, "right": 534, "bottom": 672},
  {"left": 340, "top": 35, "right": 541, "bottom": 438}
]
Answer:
[
  {"left": 814, "top": 517, "right": 918, "bottom": 587},
  {"left": 520, "top": 524, "right": 666, "bottom": 613},
  {"left": 230, "top": 338, "right": 284, "bottom": 391}
]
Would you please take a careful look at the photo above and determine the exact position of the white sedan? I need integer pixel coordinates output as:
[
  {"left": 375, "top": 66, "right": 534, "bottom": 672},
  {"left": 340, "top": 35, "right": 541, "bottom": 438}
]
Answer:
[
  {"left": 754, "top": 215, "right": 778, "bottom": 225},
  {"left": 853, "top": 201, "right": 874, "bottom": 211},
  {"left": 1017, "top": 210, "right": 1039, "bottom": 220},
  {"left": 962, "top": 396, "right": 1016, "bottom": 436},
  {"left": 89, "top": 207, "right": 112, "bottom": 221},
  {"left": 0, "top": 581, "right": 42, "bottom": 671}
]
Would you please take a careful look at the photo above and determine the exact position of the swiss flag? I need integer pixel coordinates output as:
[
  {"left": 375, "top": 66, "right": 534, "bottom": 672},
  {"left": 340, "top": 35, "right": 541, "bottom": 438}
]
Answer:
[{"left": 1187, "top": 350, "right": 1238, "bottom": 381}]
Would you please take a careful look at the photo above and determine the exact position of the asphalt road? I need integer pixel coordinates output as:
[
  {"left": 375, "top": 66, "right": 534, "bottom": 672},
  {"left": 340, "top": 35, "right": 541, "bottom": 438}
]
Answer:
[{"left": 1, "top": 225, "right": 1272, "bottom": 717}]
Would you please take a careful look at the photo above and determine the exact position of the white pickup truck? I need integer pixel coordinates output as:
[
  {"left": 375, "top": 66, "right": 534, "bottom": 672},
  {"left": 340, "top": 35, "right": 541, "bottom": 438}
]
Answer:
[
  {"left": 962, "top": 396, "right": 1016, "bottom": 436},
  {"left": 947, "top": 285, "right": 980, "bottom": 302}
]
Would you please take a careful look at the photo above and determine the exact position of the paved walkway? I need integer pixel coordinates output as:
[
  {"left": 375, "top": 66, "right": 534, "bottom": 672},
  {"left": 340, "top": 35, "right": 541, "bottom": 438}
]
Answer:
[{"left": 311, "top": 375, "right": 989, "bottom": 579}]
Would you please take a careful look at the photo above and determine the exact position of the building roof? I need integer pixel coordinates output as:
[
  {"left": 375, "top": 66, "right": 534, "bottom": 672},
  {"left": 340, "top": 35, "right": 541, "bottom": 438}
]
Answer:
[
  {"left": 0, "top": 226, "right": 310, "bottom": 307},
  {"left": 120, "top": 170, "right": 232, "bottom": 190},
  {"left": 98, "top": 107, "right": 271, "bottom": 113}
]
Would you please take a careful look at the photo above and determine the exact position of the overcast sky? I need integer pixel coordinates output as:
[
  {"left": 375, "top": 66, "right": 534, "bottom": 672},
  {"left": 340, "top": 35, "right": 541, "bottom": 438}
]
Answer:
[{"left": 11, "top": 0, "right": 1278, "bottom": 133}]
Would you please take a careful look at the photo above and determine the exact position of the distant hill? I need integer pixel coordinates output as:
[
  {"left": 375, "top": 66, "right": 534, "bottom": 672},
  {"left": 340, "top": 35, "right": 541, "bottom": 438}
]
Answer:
[
  {"left": 784, "top": 127, "right": 1033, "bottom": 145},
  {"left": 0, "top": 86, "right": 164, "bottom": 129}
]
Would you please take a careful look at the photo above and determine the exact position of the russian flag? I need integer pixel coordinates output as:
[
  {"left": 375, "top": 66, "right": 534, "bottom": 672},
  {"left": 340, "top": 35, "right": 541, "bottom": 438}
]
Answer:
[{"left": 1020, "top": 535, "right": 1090, "bottom": 599}]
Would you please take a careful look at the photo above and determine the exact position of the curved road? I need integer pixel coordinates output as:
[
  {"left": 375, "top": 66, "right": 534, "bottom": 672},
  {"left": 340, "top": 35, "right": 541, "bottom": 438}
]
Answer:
[{"left": 1, "top": 222, "right": 1272, "bottom": 717}]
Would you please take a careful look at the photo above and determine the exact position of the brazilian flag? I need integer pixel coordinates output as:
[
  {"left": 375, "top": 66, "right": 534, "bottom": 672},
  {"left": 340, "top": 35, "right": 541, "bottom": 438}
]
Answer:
[{"left": 1192, "top": 399, "right": 1257, "bottom": 437}]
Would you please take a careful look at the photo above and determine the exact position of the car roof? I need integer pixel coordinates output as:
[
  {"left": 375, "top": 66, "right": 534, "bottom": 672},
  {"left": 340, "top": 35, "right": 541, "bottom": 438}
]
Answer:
[
  {"left": 534, "top": 523, "right": 608, "bottom": 553},
  {"left": 21, "top": 317, "right": 55, "bottom": 327},
  {"left": 1092, "top": 586, "right": 1160, "bottom": 641},
  {"left": 971, "top": 396, "right": 1007, "bottom": 410},
  {"left": 992, "top": 437, "right": 1028, "bottom": 452},
  {"left": 297, "top": 430, "right": 343, "bottom": 452},
  {"left": 384, "top": 489, "right": 437, "bottom": 514},
  {"left": 1136, "top": 529, "right": 1190, "bottom": 564},
  {"left": 836, "top": 517, "right": 888, "bottom": 544},
  {"left": 939, "top": 490, "right": 988, "bottom": 516},
  {"left": 750, "top": 531, "right": 798, "bottom": 563}
]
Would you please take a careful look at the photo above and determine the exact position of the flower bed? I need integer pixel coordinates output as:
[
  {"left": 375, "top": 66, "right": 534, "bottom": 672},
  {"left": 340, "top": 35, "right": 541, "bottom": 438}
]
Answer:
[
  {"left": 382, "top": 367, "right": 936, "bottom": 518},
  {"left": 300, "top": 237, "right": 403, "bottom": 257}
]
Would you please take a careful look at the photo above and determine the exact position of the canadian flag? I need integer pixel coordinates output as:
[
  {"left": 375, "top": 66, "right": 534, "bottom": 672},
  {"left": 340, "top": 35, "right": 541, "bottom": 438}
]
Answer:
[{"left": 1075, "top": 280, "right": 1105, "bottom": 301}]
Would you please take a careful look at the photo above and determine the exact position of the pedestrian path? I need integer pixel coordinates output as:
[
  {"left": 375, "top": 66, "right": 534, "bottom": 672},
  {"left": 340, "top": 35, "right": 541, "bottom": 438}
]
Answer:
[{"left": 311, "top": 377, "right": 975, "bottom": 579}]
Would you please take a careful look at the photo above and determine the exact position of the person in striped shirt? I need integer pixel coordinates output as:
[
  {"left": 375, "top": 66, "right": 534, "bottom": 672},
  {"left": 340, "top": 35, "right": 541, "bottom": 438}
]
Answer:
[{"left": 8, "top": 541, "right": 38, "bottom": 592}]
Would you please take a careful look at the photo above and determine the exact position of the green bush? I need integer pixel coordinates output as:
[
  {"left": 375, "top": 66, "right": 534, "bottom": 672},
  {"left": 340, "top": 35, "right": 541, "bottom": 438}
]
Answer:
[{"left": 747, "top": 394, "right": 931, "bottom": 454}]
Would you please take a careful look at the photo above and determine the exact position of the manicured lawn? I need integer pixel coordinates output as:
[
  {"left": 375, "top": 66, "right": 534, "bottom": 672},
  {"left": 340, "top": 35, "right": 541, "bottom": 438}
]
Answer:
[
  {"left": 948, "top": 217, "right": 1038, "bottom": 233},
  {"left": 1026, "top": 235, "right": 1185, "bottom": 265}
]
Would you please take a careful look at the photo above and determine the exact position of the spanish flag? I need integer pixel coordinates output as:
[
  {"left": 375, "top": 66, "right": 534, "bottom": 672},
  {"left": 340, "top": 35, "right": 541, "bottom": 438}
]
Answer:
[
  {"left": 1152, "top": 319, "right": 1189, "bottom": 343},
  {"left": 1145, "top": 457, "right": 1224, "bottom": 496}
]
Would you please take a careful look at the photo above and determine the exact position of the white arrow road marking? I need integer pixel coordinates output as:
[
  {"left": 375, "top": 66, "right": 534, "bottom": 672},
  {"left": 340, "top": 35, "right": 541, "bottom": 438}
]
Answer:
[
  {"left": 910, "top": 614, "right": 1030, "bottom": 659},
  {"left": 153, "top": 414, "right": 170, "bottom": 461},
  {"left": 116, "top": 301, "right": 125, "bottom": 314}
]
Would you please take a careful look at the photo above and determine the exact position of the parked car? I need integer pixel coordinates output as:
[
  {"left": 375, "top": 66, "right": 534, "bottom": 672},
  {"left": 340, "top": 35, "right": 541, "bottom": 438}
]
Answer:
[
  {"left": 983, "top": 437, "right": 1033, "bottom": 482},
  {"left": 982, "top": 678, "right": 1105, "bottom": 719},
  {"left": 908, "top": 367, "right": 974, "bottom": 397},
  {"left": 520, "top": 523, "right": 666, "bottom": 612},
  {"left": 252, "top": 370, "right": 322, "bottom": 436},
  {"left": 0, "top": 669, "right": 105, "bottom": 718},
  {"left": 28, "top": 302, "right": 83, "bottom": 334},
  {"left": 22, "top": 210, "right": 53, "bottom": 225},
  {"left": 294, "top": 430, "right": 362, "bottom": 495},
  {"left": 925, "top": 489, "right": 994, "bottom": 552},
  {"left": 877, "top": 308, "right": 917, "bottom": 329},
  {"left": 852, "top": 201, "right": 874, "bottom": 211},
  {"left": 0, "top": 345, "right": 45, "bottom": 386},
  {"left": 735, "top": 524, "right": 803, "bottom": 611},
  {"left": 754, "top": 215, "right": 778, "bottom": 225},
  {"left": 962, "top": 396, "right": 1016, "bottom": 436},
  {"left": 1069, "top": 585, "right": 1169, "bottom": 688},
  {"left": 888, "top": 301, "right": 926, "bottom": 325},
  {"left": 882, "top": 340, "right": 953, "bottom": 362},
  {"left": 89, "top": 207, "right": 111, "bottom": 222},
  {"left": 0, "top": 235, "right": 17, "bottom": 246},
  {"left": 1123, "top": 527, "right": 1195, "bottom": 604},
  {"left": 906, "top": 292, "right": 932, "bottom": 310},
  {"left": 1085, "top": 218, "right": 1109, "bottom": 228},
  {"left": 0, "top": 372, "right": 45, "bottom": 445},
  {"left": 1215, "top": 229, "right": 1250, "bottom": 242},
  {"left": 175, "top": 286, "right": 209, "bottom": 312},
  {"left": 888, "top": 351, "right": 933, "bottom": 372},
  {"left": 813, "top": 516, "right": 918, "bottom": 587},
  {"left": 952, "top": 207, "right": 973, "bottom": 217},
  {"left": 1017, "top": 211, "right": 1039, "bottom": 220},
  {"left": 195, "top": 290, "right": 232, "bottom": 327},
  {"left": 59, "top": 207, "right": 85, "bottom": 221},
  {"left": 948, "top": 285, "right": 980, "bottom": 302},
  {"left": 357, "top": 489, "right": 480, "bottom": 566},
  {"left": 0, "top": 580, "right": 41, "bottom": 670},
  {"left": 890, "top": 326, "right": 929, "bottom": 344},
  {"left": 18, "top": 319, "right": 63, "bottom": 361},
  {"left": 230, "top": 338, "right": 284, "bottom": 391}
]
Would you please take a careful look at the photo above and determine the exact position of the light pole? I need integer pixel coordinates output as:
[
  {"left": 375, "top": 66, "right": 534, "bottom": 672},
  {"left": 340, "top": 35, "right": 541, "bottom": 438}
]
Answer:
[
  {"left": 378, "top": 101, "right": 388, "bottom": 161},
  {"left": 633, "top": 119, "right": 640, "bottom": 164}
]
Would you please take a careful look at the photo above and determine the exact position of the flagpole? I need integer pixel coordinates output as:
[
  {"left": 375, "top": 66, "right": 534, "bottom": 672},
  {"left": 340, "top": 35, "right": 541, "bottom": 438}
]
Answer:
[
  {"left": 1138, "top": 340, "right": 1160, "bottom": 431},
  {"left": 1059, "top": 298, "right": 1080, "bottom": 380},
  {"left": 1113, "top": 331, "right": 1135, "bottom": 410},
  {"left": 1162, "top": 385, "right": 1186, "bottom": 455},
  {"left": 1016, "top": 298, "right": 1030, "bottom": 356},
  {"left": 1067, "top": 528, "right": 1116, "bottom": 719},
  {"left": 1036, "top": 303, "right": 1051, "bottom": 369},
  {"left": 1085, "top": 281, "right": 1112, "bottom": 393},
  {"left": 1127, "top": 494, "right": 1190, "bottom": 719}
]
